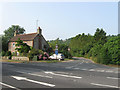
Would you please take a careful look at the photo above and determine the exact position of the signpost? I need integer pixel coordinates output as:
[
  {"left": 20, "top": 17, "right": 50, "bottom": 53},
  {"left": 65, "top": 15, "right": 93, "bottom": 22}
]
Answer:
[
  {"left": 55, "top": 44, "right": 58, "bottom": 59},
  {"left": 55, "top": 49, "right": 58, "bottom": 55},
  {"left": 55, "top": 44, "right": 58, "bottom": 55}
]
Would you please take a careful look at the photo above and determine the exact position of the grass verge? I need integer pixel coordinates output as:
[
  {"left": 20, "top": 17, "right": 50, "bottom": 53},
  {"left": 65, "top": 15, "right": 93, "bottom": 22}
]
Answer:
[{"left": 1, "top": 58, "right": 73, "bottom": 63}]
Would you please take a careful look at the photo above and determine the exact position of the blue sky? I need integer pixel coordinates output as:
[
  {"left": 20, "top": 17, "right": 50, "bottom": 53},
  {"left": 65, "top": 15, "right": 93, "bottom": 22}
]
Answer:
[{"left": 0, "top": 2, "right": 118, "bottom": 40}]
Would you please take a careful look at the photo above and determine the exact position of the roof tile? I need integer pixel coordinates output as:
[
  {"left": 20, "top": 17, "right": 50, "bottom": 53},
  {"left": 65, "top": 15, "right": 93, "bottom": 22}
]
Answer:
[{"left": 10, "top": 33, "right": 38, "bottom": 41}]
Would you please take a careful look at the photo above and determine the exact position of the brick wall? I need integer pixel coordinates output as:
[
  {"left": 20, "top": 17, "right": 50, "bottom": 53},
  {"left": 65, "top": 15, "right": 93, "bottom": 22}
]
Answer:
[{"left": 8, "top": 41, "right": 33, "bottom": 53}]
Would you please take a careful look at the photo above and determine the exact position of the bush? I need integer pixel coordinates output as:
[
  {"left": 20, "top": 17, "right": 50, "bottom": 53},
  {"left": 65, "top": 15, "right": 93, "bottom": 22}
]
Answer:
[
  {"left": 8, "top": 55, "right": 12, "bottom": 59},
  {"left": 12, "top": 51, "right": 17, "bottom": 56},
  {"left": 28, "top": 49, "right": 43, "bottom": 60},
  {"left": 5, "top": 51, "right": 12, "bottom": 56},
  {"left": 99, "top": 36, "right": 120, "bottom": 65},
  {"left": 1, "top": 51, "right": 6, "bottom": 56}
]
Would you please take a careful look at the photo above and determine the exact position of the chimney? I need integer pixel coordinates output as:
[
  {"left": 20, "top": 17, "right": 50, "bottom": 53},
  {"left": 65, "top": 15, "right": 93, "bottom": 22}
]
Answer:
[
  {"left": 14, "top": 30, "right": 18, "bottom": 36},
  {"left": 37, "top": 27, "right": 42, "bottom": 35}
]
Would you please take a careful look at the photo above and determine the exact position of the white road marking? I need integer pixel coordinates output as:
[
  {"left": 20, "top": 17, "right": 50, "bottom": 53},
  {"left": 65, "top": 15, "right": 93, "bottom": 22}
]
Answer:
[
  {"left": 65, "top": 67, "right": 72, "bottom": 69},
  {"left": 73, "top": 68, "right": 80, "bottom": 70},
  {"left": 11, "top": 76, "right": 55, "bottom": 87},
  {"left": 16, "top": 71, "right": 52, "bottom": 78},
  {"left": 81, "top": 69, "right": 87, "bottom": 71},
  {"left": 107, "top": 77, "right": 120, "bottom": 80},
  {"left": 28, "top": 73, "right": 53, "bottom": 78},
  {"left": 65, "top": 62, "right": 83, "bottom": 69},
  {"left": 96, "top": 70, "right": 105, "bottom": 72},
  {"left": 79, "top": 62, "right": 83, "bottom": 64},
  {"left": 56, "top": 72, "right": 71, "bottom": 74},
  {"left": 92, "top": 65, "right": 96, "bottom": 67},
  {"left": 91, "top": 83, "right": 119, "bottom": 88},
  {"left": 44, "top": 72, "right": 82, "bottom": 79},
  {"left": 106, "top": 71, "right": 113, "bottom": 73},
  {"left": 115, "top": 71, "right": 118, "bottom": 73},
  {"left": 0, "top": 82, "right": 20, "bottom": 89},
  {"left": 89, "top": 69, "right": 95, "bottom": 71}
]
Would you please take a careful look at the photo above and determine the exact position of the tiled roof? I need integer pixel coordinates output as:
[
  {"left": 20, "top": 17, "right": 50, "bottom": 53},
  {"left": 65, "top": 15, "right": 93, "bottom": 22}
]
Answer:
[{"left": 9, "top": 33, "right": 38, "bottom": 41}]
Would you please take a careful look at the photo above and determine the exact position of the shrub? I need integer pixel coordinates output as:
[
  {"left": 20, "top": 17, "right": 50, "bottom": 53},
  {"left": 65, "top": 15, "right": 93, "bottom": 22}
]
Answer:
[
  {"left": 28, "top": 49, "right": 43, "bottom": 60},
  {"left": 5, "top": 51, "right": 12, "bottom": 56},
  {"left": 99, "top": 36, "right": 120, "bottom": 65},
  {"left": 12, "top": 51, "right": 17, "bottom": 56},
  {"left": 1, "top": 51, "right": 6, "bottom": 56}
]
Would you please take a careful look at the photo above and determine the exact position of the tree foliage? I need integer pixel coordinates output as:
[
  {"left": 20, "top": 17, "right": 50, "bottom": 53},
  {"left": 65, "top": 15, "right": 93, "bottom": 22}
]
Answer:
[
  {"left": 48, "top": 28, "right": 119, "bottom": 65},
  {"left": 48, "top": 38, "right": 72, "bottom": 58},
  {"left": 4, "top": 25, "right": 25, "bottom": 39},
  {"left": 15, "top": 38, "right": 31, "bottom": 55},
  {"left": 28, "top": 48, "right": 43, "bottom": 60},
  {"left": 2, "top": 25, "right": 25, "bottom": 51}
]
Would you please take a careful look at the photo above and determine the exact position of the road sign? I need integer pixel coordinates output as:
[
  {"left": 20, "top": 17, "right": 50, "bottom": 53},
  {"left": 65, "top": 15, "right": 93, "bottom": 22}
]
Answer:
[{"left": 55, "top": 49, "right": 58, "bottom": 55}]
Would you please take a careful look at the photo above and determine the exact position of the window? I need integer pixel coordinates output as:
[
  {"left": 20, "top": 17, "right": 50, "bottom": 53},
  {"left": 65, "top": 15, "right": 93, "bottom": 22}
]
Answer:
[{"left": 13, "top": 43, "right": 15, "bottom": 47}]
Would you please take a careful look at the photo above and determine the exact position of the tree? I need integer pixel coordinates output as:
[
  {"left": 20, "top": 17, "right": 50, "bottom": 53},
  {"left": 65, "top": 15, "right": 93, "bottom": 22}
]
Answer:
[
  {"left": 4, "top": 25, "right": 25, "bottom": 39},
  {"left": 94, "top": 28, "right": 107, "bottom": 44},
  {"left": 2, "top": 36, "right": 9, "bottom": 51},
  {"left": 2, "top": 25, "right": 25, "bottom": 51},
  {"left": 15, "top": 38, "right": 31, "bottom": 56},
  {"left": 100, "top": 36, "right": 120, "bottom": 65}
]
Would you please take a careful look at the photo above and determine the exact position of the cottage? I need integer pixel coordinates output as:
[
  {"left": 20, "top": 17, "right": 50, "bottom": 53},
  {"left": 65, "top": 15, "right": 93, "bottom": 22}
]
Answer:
[{"left": 8, "top": 27, "right": 50, "bottom": 54}]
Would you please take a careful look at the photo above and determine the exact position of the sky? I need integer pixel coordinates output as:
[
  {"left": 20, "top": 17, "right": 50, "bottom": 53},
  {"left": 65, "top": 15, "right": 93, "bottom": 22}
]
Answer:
[{"left": 0, "top": 1, "right": 118, "bottom": 40}]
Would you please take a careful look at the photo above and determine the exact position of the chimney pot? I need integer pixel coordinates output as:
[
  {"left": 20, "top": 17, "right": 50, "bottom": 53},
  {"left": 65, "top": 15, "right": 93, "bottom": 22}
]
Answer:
[{"left": 37, "top": 26, "right": 42, "bottom": 35}]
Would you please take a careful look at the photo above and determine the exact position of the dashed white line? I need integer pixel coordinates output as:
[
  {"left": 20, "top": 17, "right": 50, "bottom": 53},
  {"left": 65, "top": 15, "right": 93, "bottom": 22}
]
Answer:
[
  {"left": 56, "top": 72, "right": 71, "bottom": 74},
  {"left": 91, "top": 83, "right": 119, "bottom": 88},
  {"left": 65, "top": 67, "right": 71, "bottom": 69},
  {"left": 96, "top": 70, "right": 105, "bottom": 72},
  {"left": 28, "top": 73, "right": 53, "bottom": 78},
  {"left": 81, "top": 69, "right": 87, "bottom": 71},
  {"left": 92, "top": 65, "right": 96, "bottom": 67},
  {"left": 106, "top": 71, "right": 113, "bottom": 73},
  {"left": 89, "top": 69, "right": 95, "bottom": 71},
  {"left": 74, "top": 68, "right": 80, "bottom": 70},
  {"left": 16, "top": 71, "right": 52, "bottom": 78},
  {"left": 45, "top": 72, "right": 82, "bottom": 79},
  {"left": 115, "top": 71, "right": 118, "bottom": 73},
  {"left": 107, "top": 77, "right": 120, "bottom": 80},
  {"left": 0, "top": 82, "right": 20, "bottom": 89}
]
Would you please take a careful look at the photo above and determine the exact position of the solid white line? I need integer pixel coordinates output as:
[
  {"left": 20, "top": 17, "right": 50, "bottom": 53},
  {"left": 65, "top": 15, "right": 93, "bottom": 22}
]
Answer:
[
  {"left": 11, "top": 76, "right": 55, "bottom": 87},
  {"left": 91, "top": 83, "right": 119, "bottom": 88},
  {"left": 107, "top": 77, "right": 120, "bottom": 80},
  {"left": 25, "top": 79, "right": 55, "bottom": 87},
  {"left": 0, "top": 82, "right": 19, "bottom": 89}
]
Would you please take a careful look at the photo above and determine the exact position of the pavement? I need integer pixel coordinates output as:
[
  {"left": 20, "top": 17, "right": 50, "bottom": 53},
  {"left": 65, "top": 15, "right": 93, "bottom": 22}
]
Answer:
[{"left": 1, "top": 57, "right": 120, "bottom": 89}]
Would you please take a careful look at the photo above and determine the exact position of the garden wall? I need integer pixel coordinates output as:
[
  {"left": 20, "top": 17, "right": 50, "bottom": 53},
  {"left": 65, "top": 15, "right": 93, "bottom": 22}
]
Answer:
[{"left": 2, "top": 56, "right": 29, "bottom": 61}]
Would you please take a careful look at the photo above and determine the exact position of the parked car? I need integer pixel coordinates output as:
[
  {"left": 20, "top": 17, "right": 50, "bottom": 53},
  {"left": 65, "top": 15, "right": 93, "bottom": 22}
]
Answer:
[{"left": 49, "top": 53, "right": 64, "bottom": 60}]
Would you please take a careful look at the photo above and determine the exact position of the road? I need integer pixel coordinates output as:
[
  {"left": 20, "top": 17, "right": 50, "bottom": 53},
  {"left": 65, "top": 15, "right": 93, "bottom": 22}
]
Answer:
[{"left": 1, "top": 57, "right": 120, "bottom": 89}]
